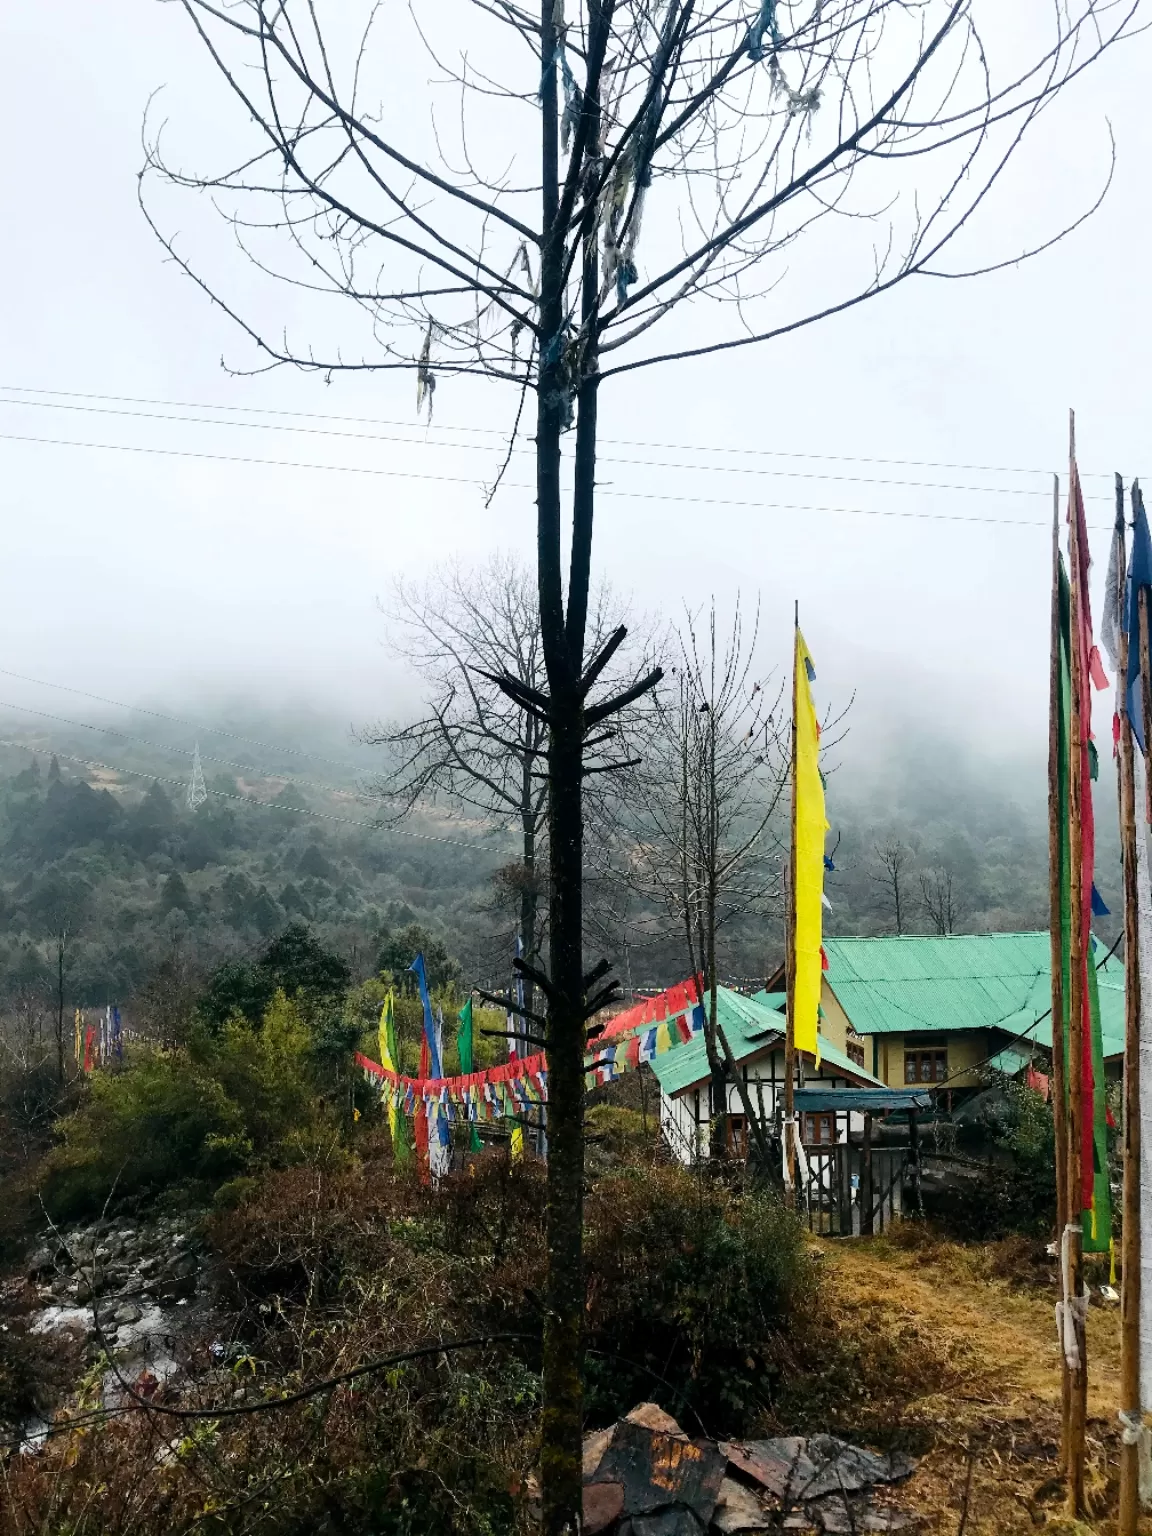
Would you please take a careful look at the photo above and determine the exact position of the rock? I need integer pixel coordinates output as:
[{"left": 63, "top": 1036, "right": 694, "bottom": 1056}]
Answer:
[
  {"left": 156, "top": 1275, "right": 196, "bottom": 1304},
  {"left": 625, "top": 1403, "right": 689, "bottom": 1441},
  {"left": 712, "top": 1478, "right": 773, "bottom": 1533},
  {"left": 164, "top": 1253, "right": 197, "bottom": 1281},
  {"left": 114, "top": 1302, "right": 142, "bottom": 1326},
  {"left": 26, "top": 1248, "right": 54, "bottom": 1281},
  {"left": 584, "top": 1481, "right": 626, "bottom": 1535}
]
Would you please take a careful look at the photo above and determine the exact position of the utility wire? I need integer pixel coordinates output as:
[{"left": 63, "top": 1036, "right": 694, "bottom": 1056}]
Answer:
[
  {"left": 0, "top": 738, "right": 501, "bottom": 854},
  {"left": 0, "top": 382, "right": 1126, "bottom": 480},
  {"left": 0, "top": 393, "right": 1120, "bottom": 501},
  {"left": 0, "top": 432, "right": 1108, "bottom": 531}
]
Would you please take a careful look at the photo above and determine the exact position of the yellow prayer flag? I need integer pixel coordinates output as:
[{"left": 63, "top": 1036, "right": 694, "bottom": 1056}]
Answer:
[
  {"left": 378, "top": 992, "right": 408, "bottom": 1164},
  {"left": 792, "top": 629, "right": 827, "bottom": 1067},
  {"left": 510, "top": 1124, "right": 525, "bottom": 1160}
]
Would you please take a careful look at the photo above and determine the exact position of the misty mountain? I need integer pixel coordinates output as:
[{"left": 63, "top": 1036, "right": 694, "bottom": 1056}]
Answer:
[{"left": 0, "top": 706, "right": 1123, "bottom": 1009}]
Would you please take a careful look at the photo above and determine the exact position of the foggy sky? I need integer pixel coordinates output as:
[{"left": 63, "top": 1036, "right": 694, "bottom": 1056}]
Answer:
[{"left": 0, "top": 0, "right": 1148, "bottom": 775}]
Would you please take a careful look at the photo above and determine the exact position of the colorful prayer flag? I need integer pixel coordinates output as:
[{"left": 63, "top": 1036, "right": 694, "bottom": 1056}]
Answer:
[
  {"left": 378, "top": 992, "right": 410, "bottom": 1165},
  {"left": 1057, "top": 534, "right": 1113, "bottom": 1251},
  {"left": 456, "top": 998, "right": 483, "bottom": 1152},
  {"left": 792, "top": 628, "right": 827, "bottom": 1067}
]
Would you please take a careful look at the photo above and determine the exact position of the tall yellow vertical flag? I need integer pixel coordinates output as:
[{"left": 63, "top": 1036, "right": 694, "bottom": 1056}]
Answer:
[
  {"left": 793, "top": 629, "right": 827, "bottom": 1066},
  {"left": 378, "top": 992, "right": 409, "bottom": 1165}
]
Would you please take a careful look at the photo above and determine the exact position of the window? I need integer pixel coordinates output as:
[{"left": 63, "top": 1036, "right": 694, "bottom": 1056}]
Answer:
[
  {"left": 726, "top": 1115, "right": 748, "bottom": 1159},
  {"left": 803, "top": 1112, "right": 835, "bottom": 1146},
  {"left": 904, "top": 1048, "right": 947, "bottom": 1084},
  {"left": 846, "top": 1039, "right": 866, "bottom": 1067}
]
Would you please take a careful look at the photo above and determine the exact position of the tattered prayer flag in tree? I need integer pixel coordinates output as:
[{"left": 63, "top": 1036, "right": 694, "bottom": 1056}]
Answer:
[{"left": 456, "top": 998, "right": 483, "bottom": 1153}]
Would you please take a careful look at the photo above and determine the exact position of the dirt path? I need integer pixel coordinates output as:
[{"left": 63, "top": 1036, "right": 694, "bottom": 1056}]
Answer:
[{"left": 817, "top": 1235, "right": 1136, "bottom": 1534}]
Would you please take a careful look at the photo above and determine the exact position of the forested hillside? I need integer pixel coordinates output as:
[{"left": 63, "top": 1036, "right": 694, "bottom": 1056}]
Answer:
[
  {"left": 0, "top": 704, "right": 1114, "bottom": 1012},
  {"left": 0, "top": 713, "right": 513, "bottom": 1015}
]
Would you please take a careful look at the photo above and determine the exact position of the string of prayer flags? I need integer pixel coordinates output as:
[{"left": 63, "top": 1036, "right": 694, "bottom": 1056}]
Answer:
[{"left": 356, "top": 1049, "right": 549, "bottom": 1126}]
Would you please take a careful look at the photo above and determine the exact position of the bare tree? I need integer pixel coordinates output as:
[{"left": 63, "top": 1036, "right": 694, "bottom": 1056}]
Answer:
[
  {"left": 873, "top": 837, "right": 912, "bottom": 935},
  {"left": 363, "top": 554, "right": 637, "bottom": 973},
  {"left": 145, "top": 2, "right": 1138, "bottom": 1524},
  {"left": 920, "top": 865, "right": 959, "bottom": 935},
  {"left": 618, "top": 601, "right": 788, "bottom": 1155}
]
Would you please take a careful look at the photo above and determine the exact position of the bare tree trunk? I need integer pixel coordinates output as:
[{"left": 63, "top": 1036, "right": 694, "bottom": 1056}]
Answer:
[
  {"left": 521, "top": 796, "right": 538, "bottom": 1027},
  {"left": 537, "top": 0, "right": 584, "bottom": 1513}
]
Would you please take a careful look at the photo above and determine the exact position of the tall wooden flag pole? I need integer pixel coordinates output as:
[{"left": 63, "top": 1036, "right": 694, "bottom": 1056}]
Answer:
[
  {"left": 1048, "top": 472, "right": 1072, "bottom": 1473},
  {"left": 1065, "top": 410, "right": 1089, "bottom": 1516},
  {"left": 784, "top": 600, "right": 798, "bottom": 1204},
  {"left": 1115, "top": 471, "right": 1144, "bottom": 1534}
]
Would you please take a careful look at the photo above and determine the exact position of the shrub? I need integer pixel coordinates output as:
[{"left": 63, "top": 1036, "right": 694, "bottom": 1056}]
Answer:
[
  {"left": 39, "top": 1052, "right": 247, "bottom": 1218},
  {"left": 583, "top": 1164, "right": 812, "bottom": 1432}
]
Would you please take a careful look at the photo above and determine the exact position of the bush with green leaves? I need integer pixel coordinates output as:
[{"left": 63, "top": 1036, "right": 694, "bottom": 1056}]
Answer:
[
  {"left": 39, "top": 1053, "right": 248, "bottom": 1218},
  {"left": 582, "top": 1164, "right": 813, "bottom": 1430},
  {"left": 38, "top": 989, "right": 349, "bottom": 1219}
]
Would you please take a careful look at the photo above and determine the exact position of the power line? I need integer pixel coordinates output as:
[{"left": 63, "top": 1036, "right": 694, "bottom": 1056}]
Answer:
[
  {"left": 0, "top": 431, "right": 1106, "bottom": 530},
  {"left": 0, "top": 666, "right": 361, "bottom": 771},
  {"left": 0, "top": 738, "right": 500, "bottom": 854},
  {"left": 0, "top": 382, "right": 1126, "bottom": 480},
  {"left": 0, "top": 392, "right": 1117, "bottom": 501}
]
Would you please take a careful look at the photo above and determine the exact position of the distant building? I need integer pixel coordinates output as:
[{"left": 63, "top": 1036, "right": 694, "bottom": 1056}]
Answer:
[
  {"left": 766, "top": 931, "right": 1123, "bottom": 1097},
  {"left": 650, "top": 986, "right": 885, "bottom": 1164}
]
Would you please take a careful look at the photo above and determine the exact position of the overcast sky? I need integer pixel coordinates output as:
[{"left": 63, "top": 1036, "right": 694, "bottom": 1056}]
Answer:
[{"left": 1, "top": 1, "right": 1147, "bottom": 773}]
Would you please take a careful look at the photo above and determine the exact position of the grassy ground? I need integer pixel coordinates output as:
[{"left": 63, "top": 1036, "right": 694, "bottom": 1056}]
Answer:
[{"left": 814, "top": 1228, "right": 1140, "bottom": 1535}]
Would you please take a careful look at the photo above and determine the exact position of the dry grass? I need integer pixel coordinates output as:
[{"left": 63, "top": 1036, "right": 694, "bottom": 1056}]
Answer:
[{"left": 806, "top": 1225, "right": 1144, "bottom": 1535}]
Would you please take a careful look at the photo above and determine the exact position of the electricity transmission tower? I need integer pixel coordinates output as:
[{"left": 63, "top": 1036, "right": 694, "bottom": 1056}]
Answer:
[{"left": 186, "top": 742, "right": 208, "bottom": 811}]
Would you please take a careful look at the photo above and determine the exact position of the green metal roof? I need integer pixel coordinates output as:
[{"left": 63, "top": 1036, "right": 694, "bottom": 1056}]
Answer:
[
  {"left": 823, "top": 931, "right": 1123, "bottom": 1059},
  {"left": 651, "top": 986, "right": 883, "bottom": 1097}
]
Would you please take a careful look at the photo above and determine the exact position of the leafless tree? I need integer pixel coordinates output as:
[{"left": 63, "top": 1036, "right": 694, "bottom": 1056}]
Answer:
[
  {"left": 615, "top": 600, "right": 789, "bottom": 1153},
  {"left": 873, "top": 837, "right": 912, "bottom": 934},
  {"left": 144, "top": 2, "right": 1139, "bottom": 1523},
  {"left": 364, "top": 555, "right": 634, "bottom": 955},
  {"left": 363, "top": 553, "right": 653, "bottom": 1018},
  {"left": 920, "top": 865, "right": 959, "bottom": 935}
]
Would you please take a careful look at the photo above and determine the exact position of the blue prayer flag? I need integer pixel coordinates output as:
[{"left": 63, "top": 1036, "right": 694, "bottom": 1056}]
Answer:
[{"left": 1125, "top": 484, "right": 1152, "bottom": 750}]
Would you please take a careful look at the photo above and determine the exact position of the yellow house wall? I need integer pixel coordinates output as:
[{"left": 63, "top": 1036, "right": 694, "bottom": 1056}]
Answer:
[
  {"left": 871, "top": 1030, "right": 988, "bottom": 1087},
  {"left": 818, "top": 980, "right": 851, "bottom": 1053}
]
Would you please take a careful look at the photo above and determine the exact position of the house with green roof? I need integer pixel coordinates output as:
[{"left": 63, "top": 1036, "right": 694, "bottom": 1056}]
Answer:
[
  {"left": 769, "top": 931, "right": 1124, "bottom": 1097},
  {"left": 651, "top": 984, "right": 886, "bottom": 1164}
]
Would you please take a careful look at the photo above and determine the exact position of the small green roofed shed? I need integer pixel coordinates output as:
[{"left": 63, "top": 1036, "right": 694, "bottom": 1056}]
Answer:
[{"left": 817, "top": 930, "right": 1123, "bottom": 1092}]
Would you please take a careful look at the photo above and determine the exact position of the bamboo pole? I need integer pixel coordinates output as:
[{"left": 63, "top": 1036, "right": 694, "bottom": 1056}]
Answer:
[
  {"left": 1048, "top": 471, "right": 1072, "bottom": 1475},
  {"left": 1118, "top": 475, "right": 1143, "bottom": 1534},
  {"left": 784, "top": 601, "right": 799, "bottom": 1203},
  {"left": 1066, "top": 412, "right": 1088, "bottom": 1517}
]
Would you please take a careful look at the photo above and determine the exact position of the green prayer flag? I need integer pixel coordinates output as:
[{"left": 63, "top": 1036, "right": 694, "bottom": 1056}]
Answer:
[
  {"left": 457, "top": 997, "right": 482, "bottom": 1153},
  {"left": 1056, "top": 558, "right": 1111, "bottom": 1252}
]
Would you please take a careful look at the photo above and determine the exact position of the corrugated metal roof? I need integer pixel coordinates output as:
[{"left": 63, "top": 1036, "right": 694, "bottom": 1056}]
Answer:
[
  {"left": 824, "top": 931, "right": 1123, "bottom": 1058},
  {"left": 651, "top": 987, "right": 883, "bottom": 1097}
]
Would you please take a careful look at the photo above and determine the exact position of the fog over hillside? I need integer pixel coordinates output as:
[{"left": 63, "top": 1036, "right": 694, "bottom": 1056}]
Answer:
[{"left": 0, "top": 680, "right": 1117, "bottom": 1006}]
